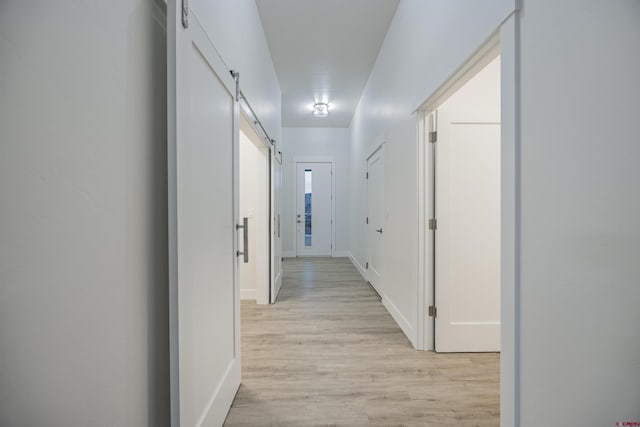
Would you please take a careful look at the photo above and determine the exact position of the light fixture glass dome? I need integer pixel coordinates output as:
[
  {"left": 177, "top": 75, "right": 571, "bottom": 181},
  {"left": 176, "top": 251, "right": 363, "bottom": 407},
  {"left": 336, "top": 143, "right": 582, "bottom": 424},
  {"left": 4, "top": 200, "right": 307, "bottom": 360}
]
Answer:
[{"left": 312, "top": 102, "right": 329, "bottom": 117}]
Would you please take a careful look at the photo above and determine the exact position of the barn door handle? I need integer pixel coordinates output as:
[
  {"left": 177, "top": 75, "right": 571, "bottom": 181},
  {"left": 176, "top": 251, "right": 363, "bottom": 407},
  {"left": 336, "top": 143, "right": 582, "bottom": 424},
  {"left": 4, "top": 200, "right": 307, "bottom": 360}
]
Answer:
[
  {"left": 236, "top": 217, "right": 249, "bottom": 263},
  {"left": 376, "top": 228, "right": 383, "bottom": 234}
]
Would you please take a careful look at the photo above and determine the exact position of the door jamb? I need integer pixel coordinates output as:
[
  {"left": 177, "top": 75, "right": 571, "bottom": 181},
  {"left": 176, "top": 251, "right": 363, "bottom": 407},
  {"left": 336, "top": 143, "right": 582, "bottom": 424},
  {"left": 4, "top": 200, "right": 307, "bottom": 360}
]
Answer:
[
  {"left": 416, "top": 34, "right": 500, "bottom": 351},
  {"left": 292, "top": 157, "right": 336, "bottom": 257},
  {"left": 240, "top": 112, "right": 273, "bottom": 304}
]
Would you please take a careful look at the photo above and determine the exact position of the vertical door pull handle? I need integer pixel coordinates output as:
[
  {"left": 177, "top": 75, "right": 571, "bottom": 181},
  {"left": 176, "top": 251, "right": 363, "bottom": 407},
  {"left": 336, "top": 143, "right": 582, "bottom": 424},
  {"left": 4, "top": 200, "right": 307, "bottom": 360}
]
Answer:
[{"left": 236, "top": 217, "right": 249, "bottom": 263}]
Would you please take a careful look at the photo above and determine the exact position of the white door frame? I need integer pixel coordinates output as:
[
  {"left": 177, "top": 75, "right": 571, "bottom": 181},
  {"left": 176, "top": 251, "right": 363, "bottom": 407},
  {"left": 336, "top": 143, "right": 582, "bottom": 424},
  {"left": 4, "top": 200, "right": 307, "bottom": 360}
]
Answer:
[
  {"left": 418, "top": 35, "right": 501, "bottom": 351},
  {"left": 240, "top": 111, "right": 273, "bottom": 304},
  {"left": 415, "top": 14, "right": 520, "bottom": 426},
  {"left": 292, "top": 157, "right": 336, "bottom": 257}
]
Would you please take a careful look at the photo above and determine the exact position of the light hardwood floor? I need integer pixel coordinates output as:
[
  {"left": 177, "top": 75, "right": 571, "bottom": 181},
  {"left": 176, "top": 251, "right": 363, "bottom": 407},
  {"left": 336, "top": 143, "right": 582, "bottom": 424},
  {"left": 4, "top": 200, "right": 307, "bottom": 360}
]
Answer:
[{"left": 225, "top": 257, "right": 499, "bottom": 426}]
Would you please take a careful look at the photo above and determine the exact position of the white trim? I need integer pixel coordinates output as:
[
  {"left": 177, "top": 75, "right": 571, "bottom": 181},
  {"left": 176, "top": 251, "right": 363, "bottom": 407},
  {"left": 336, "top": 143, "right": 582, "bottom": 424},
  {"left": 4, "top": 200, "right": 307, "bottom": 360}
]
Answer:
[
  {"left": 281, "top": 251, "right": 296, "bottom": 258},
  {"left": 349, "top": 253, "right": 367, "bottom": 281},
  {"left": 292, "top": 157, "right": 336, "bottom": 257},
  {"left": 500, "top": 12, "right": 520, "bottom": 427},
  {"left": 415, "top": 34, "right": 501, "bottom": 114},
  {"left": 195, "top": 358, "right": 240, "bottom": 426},
  {"left": 416, "top": 112, "right": 427, "bottom": 351},
  {"left": 273, "top": 271, "right": 282, "bottom": 302},
  {"left": 382, "top": 295, "right": 417, "bottom": 348},
  {"left": 332, "top": 250, "right": 351, "bottom": 258},
  {"left": 240, "top": 110, "right": 273, "bottom": 151},
  {"left": 240, "top": 289, "right": 256, "bottom": 300}
]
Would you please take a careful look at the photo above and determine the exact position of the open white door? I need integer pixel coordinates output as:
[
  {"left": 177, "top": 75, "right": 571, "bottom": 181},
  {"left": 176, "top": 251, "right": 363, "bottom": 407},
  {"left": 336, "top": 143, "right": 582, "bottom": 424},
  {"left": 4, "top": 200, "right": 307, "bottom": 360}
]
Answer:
[
  {"left": 434, "top": 57, "right": 501, "bottom": 352},
  {"left": 366, "top": 147, "right": 384, "bottom": 295},
  {"left": 168, "top": 2, "right": 240, "bottom": 425},
  {"left": 295, "top": 162, "right": 333, "bottom": 256}
]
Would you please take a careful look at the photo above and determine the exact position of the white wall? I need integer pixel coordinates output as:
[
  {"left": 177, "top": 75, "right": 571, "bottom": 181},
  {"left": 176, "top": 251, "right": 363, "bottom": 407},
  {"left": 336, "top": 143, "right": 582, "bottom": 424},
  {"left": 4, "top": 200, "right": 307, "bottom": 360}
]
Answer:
[
  {"left": 0, "top": 0, "right": 281, "bottom": 424},
  {"left": 281, "top": 127, "right": 351, "bottom": 257},
  {"left": 349, "top": 0, "right": 515, "bottom": 347},
  {"left": 518, "top": 0, "right": 640, "bottom": 424},
  {"left": 0, "top": 1, "right": 169, "bottom": 425}
]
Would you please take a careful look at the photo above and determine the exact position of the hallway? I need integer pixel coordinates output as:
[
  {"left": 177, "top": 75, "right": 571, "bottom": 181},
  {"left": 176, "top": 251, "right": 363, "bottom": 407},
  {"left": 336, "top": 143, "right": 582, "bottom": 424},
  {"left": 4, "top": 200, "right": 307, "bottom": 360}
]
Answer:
[{"left": 225, "top": 258, "right": 499, "bottom": 426}]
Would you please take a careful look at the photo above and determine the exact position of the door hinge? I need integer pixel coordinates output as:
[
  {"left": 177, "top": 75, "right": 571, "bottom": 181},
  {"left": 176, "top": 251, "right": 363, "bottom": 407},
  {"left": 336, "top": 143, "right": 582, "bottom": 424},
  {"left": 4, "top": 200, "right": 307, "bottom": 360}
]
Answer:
[
  {"left": 365, "top": 262, "right": 369, "bottom": 269},
  {"left": 429, "top": 131, "right": 437, "bottom": 143},
  {"left": 181, "top": 0, "right": 189, "bottom": 28},
  {"left": 428, "top": 305, "right": 437, "bottom": 317},
  {"left": 366, "top": 172, "right": 369, "bottom": 179},
  {"left": 366, "top": 217, "right": 369, "bottom": 224},
  {"left": 428, "top": 218, "right": 437, "bottom": 230}
]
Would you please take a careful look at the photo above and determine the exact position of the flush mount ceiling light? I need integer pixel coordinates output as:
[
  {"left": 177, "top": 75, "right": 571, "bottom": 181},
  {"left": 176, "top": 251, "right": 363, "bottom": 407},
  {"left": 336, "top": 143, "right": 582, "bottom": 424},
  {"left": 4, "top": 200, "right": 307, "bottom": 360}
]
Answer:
[{"left": 312, "top": 102, "right": 329, "bottom": 117}]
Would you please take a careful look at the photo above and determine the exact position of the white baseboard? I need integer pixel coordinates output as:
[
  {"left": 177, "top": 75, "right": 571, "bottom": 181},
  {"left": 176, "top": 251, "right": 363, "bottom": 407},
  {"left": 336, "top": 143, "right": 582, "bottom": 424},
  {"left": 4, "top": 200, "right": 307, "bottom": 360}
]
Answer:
[
  {"left": 349, "top": 253, "right": 367, "bottom": 281},
  {"left": 332, "top": 250, "right": 351, "bottom": 258},
  {"left": 273, "top": 271, "right": 282, "bottom": 302},
  {"left": 198, "top": 358, "right": 240, "bottom": 426},
  {"left": 240, "top": 289, "right": 256, "bottom": 300},
  {"left": 282, "top": 251, "right": 296, "bottom": 258},
  {"left": 382, "top": 295, "right": 417, "bottom": 348}
]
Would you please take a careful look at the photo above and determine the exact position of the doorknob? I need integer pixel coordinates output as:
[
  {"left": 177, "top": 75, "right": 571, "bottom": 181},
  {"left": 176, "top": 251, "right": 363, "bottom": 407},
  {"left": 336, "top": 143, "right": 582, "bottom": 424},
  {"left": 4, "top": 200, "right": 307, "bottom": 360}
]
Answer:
[
  {"left": 236, "top": 217, "right": 249, "bottom": 263},
  {"left": 376, "top": 228, "right": 383, "bottom": 234},
  {"left": 297, "top": 220, "right": 301, "bottom": 223}
]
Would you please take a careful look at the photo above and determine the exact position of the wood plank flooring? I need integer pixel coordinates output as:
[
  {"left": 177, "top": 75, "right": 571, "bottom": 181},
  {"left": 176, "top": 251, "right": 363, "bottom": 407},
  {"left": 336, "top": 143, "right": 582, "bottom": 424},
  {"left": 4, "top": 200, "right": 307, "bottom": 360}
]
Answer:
[{"left": 225, "top": 257, "right": 499, "bottom": 426}]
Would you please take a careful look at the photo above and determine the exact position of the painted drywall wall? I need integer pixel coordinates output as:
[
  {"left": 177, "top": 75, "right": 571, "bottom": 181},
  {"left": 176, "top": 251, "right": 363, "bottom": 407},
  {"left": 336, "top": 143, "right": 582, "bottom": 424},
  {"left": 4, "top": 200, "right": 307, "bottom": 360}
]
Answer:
[
  {"left": 0, "top": 1, "right": 170, "bottom": 425},
  {"left": 0, "top": 0, "right": 282, "bottom": 424},
  {"left": 518, "top": 0, "right": 640, "bottom": 424},
  {"left": 191, "top": 0, "right": 281, "bottom": 145},
  {"left": 349, "top": 0, "right": 516, "bottom": 346},
  {"left": 281, "top": 127, "right": 351, "bottom": 257}
]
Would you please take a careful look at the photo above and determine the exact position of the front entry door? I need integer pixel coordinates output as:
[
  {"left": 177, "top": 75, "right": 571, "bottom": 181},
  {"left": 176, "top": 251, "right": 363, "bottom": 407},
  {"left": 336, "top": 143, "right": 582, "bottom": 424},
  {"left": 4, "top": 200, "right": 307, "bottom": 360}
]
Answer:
[{"left": 295, "top": 162, "right": 332, "bottom": 256}]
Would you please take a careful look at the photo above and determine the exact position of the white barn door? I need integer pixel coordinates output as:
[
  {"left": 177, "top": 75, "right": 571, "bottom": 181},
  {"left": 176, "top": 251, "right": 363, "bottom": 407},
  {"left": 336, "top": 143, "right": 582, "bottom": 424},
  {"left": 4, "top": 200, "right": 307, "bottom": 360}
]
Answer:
[{"left": 168, "top": 2, "right": 240, "bottom": 425}]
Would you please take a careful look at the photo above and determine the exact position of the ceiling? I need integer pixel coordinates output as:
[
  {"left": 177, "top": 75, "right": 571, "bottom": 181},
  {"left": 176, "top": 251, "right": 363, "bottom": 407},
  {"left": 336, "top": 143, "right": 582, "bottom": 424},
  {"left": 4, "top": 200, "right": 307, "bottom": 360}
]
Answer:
[{"left": 255, "top": 0, "right": 400, "bottom": 128}]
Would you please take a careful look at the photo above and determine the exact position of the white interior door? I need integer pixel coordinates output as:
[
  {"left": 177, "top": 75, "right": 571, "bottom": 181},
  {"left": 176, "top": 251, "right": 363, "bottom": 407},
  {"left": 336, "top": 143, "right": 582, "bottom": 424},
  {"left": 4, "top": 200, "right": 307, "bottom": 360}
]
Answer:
[
  {"left": 168, "top": 3, "right": 240, "bottom": 425},
  {"left": 434, "top": 55, "right": 501, "bottom": 353},
  {"left": 295, "top": 162, "right": 332, "bottom": 256},
  {"left": 433, "top": 56, "right": 501, "bottom": 352},
  {"left": 366, "top": 148, "right": 384, "bottom": 294}
]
